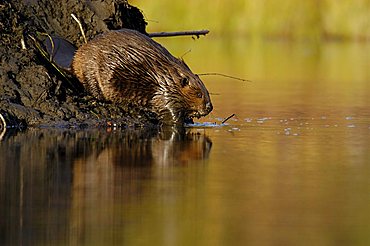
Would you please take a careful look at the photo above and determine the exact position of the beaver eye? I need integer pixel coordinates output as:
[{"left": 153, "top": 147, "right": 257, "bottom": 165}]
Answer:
[
  {"left": 180, "top": 77, "right": 189, "bottom": 87},
  {"left": 196, "top": 92, "right": 203, "bottom": 98}
]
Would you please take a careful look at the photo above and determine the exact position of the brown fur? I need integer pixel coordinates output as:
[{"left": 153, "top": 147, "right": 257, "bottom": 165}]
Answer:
[{"left": 72, "top": 29, "right": 212, "bottom": 124}]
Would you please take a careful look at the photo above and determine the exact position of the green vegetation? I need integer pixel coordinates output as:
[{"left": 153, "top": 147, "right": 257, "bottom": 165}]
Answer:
[{"left": 132, "top": 0, "right": 370, "bottom": 41}]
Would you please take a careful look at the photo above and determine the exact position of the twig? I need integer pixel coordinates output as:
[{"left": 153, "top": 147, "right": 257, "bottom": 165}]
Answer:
[
  {"left": 21, "top": 36, "right": 26, "bottom": 50},
  {"left": 221, "top": 113, "right": 236, "bottom": 124},
  {"left": 44, "top": 34, "right": 55, "bottom": 61},
  {"left": 0, "top": 112, "right": 7, "bottom": 141},
  {"left": 180, "top": 49, "right": 192, "bottom": 59},
  {"left": 0, "top": 113, "right": 6, "bottom": 129},
  {"left": 32, "top": 89, "right": 48, "bottom": 107},
  {"left": 71, "top": 13, "right": 87, "bottom": 43},
  {"left": 148, "top": 30, "right": 209, "bottom": 38},
  {"left": 89, "top": 110, "right": 100, "bottom": 119},
  {"left": 198, "top": 73, "right": 252, "bottom": 82}
]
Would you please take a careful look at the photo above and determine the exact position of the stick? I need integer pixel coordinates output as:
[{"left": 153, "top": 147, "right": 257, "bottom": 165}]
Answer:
[
  {"left": 71, "top": 13, "right": 87, "bottom": 43},
  {"left": 0, "top": 113, "right": 6, "bottom": 129},
  {"left": 21, "top": 36, "right": 26, "bottom": 50},
  {"left": 148, "top": 30, "right": 209, "bottom": 38},
  {"left": 221, "top": 114, "right": 236, "bottom": 124},
  {"left": 0, "top": 112, "right": 7, "bottom": 141}
]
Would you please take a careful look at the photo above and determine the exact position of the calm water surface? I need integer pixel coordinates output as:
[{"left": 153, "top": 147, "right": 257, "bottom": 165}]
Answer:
[{"left": 1, "top": 38, "right": 370, "bottom": 245}]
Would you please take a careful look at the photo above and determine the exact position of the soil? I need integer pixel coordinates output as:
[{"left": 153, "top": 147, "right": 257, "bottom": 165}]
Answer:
[{"left": 0, "top": 0, "right": 157, "bottom": 129}]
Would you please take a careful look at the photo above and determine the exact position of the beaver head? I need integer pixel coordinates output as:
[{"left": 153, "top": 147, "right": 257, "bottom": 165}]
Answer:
[
  {"left": 72, "top": 29, "right": 213, "bottom": 125},
  {"left": 150, "top": 58, "right": 213, "bottom": 123}
]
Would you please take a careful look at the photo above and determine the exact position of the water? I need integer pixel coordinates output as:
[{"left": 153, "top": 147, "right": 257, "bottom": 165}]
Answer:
[{"left": 1, "top": 39, "right": 370, "bottom": 245}]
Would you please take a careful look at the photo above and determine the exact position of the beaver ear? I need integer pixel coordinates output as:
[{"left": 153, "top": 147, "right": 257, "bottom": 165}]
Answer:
[{"left": 180, "top": 77, "right": 189, "bottom": 87}]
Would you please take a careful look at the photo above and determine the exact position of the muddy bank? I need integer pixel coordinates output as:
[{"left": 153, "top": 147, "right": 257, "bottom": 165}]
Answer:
[{"left": 0, "top": 0, "right": 155, "bottom": 129}]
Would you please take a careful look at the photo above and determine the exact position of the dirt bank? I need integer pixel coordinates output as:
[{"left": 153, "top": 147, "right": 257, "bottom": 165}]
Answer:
[{"left": 0, "top": 0, "right": 156, "bottom": 129}]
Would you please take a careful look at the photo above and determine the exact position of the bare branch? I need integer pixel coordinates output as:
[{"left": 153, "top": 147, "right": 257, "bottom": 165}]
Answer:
[{"left": 148, "top": 30, "right": 209, "bottom": 38}]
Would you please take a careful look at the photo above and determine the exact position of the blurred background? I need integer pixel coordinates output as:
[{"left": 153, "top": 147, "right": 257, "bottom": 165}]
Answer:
[
  {"left": 132, "top": 0, "right": 369, "bottom": 121},
  {"left": 133, "top": 0, "right": 370, "bottom": 41}
]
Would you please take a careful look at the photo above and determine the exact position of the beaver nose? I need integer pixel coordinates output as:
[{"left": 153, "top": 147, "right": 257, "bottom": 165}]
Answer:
[{"left": 206, "top": 102, "right": 213, "bottom": 112}]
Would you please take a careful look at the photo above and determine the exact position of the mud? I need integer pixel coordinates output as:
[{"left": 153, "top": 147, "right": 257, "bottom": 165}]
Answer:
[{"left": 0, "top": 0, "right": 155, "bottom": 129}]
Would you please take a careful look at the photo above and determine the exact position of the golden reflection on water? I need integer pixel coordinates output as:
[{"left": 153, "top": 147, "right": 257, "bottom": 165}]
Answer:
[
  {"left": 0, "top": 128, "right": 211, "bottom": 245},
  {"left": 158, "top": 37, "right": 370, "bottom": 119},
  {"left": 1, "top": 38, "right": 370, "bottom": 245}
]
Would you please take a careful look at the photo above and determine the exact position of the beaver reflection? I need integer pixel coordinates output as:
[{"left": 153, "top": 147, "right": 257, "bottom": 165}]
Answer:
[
  {"left": 0, "top": 129, "right": 211, "bottom": 245},
  {"left": 109, "top": 128, "right": 212, "bottom": 166}
]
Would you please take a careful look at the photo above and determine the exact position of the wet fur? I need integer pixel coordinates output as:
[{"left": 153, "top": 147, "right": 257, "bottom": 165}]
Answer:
[{"left": 72, "top": 29, "right": 212, "bottom": 124}]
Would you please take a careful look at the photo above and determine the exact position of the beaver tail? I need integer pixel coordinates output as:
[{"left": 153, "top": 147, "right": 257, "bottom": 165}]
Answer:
[{"left": 44, "top": 36, "right": 77, "bottom": 71}]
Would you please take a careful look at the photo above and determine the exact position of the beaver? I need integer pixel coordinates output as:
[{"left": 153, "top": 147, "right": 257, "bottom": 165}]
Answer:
[{"left": 65, "top": 29, "right": 212, "bottom": 125}]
